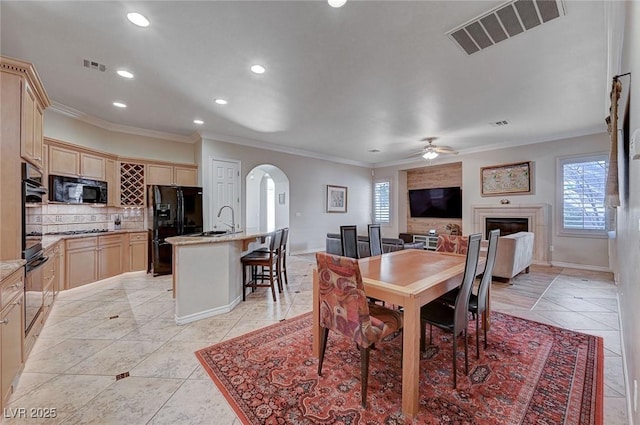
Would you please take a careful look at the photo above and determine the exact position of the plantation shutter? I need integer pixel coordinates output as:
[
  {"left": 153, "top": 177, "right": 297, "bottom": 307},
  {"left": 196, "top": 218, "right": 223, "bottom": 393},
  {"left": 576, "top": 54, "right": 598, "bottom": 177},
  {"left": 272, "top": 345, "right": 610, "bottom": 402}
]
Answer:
[
  {"left": 373, "top": 180, "right": 390, "bottom": 224},
  {"left": 561, "top": 157, "right": 607, "bottom": 232}
]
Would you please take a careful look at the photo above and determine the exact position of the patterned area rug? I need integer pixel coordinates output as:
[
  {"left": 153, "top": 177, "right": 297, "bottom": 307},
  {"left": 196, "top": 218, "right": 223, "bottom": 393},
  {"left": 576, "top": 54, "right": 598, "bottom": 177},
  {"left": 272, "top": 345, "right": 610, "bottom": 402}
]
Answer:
[{"left": 195, "top": 312, "right": 603, "bottom": 424}]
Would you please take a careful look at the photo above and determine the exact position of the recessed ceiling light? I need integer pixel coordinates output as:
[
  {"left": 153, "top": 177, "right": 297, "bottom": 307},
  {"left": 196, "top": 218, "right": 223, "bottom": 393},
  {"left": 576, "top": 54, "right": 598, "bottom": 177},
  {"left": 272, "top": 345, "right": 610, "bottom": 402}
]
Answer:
[
  {"left": 113, "top": 102, "right": 127, "bottom": 108},
  {"left": 127, "top": 12, "right": 150, "bottom": 27},
  {"left": 214, "top": 98, "right": 228, "bottom": 105},
  {"left": 116, "top": 70, "right": 134, "bottom": 79},
  {"left": 193, "top": 119, "right": 204, "bottom": 125},
  {"left": 250, "top": 64, "right": 266, "bottom": 74},
  {"left": 328, "top": 0, "right": 347, "bottom": 8},
  {"left": 368, "top": 149, "right": 380, "bottom": 153}
]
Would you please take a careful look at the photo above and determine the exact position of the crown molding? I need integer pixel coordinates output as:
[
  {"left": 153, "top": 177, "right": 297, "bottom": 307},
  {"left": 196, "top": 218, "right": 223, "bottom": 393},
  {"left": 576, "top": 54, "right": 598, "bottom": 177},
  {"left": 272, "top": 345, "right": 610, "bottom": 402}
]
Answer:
[
  {"left": 374, "top": 126, "right": 607, "bottom": 169},
  {"left": 49, "top": 102, "right": 197, "bottom": 144},
  {"left": 199, "top": 131, "right": 373, "bottom": 168}
]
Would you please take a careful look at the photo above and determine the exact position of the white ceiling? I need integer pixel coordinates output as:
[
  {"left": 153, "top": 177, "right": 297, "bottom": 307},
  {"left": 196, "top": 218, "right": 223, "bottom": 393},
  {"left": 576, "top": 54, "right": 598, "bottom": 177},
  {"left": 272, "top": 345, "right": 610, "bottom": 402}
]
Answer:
[{"left": 0, "top": 1, "right": 609, "bottom": 166}]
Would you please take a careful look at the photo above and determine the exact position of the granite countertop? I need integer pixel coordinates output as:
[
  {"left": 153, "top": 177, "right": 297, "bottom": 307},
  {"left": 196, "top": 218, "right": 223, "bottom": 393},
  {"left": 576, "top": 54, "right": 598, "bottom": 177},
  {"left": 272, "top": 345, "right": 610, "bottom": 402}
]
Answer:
[
  {"left": 42, "top": 229, "right": 147, "bottom": 250},
  {"left": 1, "top": 260, "right": 26, "bottom": 281},
  {"left": 166, "top": 229, "right": 269, "bottom": 246}
]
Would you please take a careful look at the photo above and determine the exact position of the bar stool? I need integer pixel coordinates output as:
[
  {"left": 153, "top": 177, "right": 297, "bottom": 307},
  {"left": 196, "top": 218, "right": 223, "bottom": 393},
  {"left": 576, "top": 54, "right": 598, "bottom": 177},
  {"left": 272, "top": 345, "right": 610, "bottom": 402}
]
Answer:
[{"left": 241, "top": 229, "right": 282, "bottom": 301}]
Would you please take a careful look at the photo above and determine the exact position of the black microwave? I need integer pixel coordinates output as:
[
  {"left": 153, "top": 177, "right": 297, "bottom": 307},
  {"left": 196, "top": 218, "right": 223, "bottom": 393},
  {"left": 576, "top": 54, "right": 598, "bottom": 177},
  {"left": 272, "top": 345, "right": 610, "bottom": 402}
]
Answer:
[{"left": 49, "top": 175, "right": 108, "bottom": 204}]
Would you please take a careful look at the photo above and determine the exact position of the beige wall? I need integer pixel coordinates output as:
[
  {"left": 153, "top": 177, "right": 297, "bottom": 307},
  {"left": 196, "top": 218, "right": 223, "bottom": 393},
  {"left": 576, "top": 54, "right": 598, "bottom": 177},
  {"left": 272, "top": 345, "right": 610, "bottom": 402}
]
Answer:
[
  {"left": 44, "top": 110, "right": 196, "bottom": 164},
  {"left": 199, "top": 137, "right": 373, "bottom": 254},
  {"left": 617, "top": 2, "right": 640, "bottom": 423},
  {"left": 375, "top": 132, "right": 611, "bottom": 269}
]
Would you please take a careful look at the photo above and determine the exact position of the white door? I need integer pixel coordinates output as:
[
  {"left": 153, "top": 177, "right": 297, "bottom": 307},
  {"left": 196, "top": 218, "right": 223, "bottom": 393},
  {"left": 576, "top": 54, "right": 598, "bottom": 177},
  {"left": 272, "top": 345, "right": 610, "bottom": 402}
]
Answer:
[{"left": 210, "top": 158, "right": 240, "bottom": 231}]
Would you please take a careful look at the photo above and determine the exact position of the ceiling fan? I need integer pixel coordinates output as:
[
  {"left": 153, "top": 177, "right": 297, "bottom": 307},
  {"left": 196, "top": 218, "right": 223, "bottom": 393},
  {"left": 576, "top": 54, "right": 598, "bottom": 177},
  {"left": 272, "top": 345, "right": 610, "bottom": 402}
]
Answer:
[{"left": 411, "top": 137, "right": 458, "bottom": 160}]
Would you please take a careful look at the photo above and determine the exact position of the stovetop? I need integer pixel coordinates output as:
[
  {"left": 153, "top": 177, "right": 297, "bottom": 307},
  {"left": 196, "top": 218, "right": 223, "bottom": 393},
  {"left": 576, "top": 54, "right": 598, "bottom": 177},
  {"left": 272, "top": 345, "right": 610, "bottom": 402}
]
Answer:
[{"left": 47, "top": 229, "right": 110, "bottom": 235}]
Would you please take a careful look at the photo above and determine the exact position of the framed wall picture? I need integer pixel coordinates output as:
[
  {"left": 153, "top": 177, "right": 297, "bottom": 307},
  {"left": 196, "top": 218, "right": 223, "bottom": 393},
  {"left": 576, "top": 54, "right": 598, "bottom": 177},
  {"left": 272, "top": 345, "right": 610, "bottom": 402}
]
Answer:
[
  {"left": 480, "top": 161, "right": 533, "bottom": 196},
  {"left": 326, "top": 185, "right": 347, "bottom": 213}
]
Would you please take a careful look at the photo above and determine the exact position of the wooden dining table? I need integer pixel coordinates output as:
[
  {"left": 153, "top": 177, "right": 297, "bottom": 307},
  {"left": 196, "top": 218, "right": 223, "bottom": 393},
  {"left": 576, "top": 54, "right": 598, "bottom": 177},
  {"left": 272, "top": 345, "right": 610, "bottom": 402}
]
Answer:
[{"left": 312, "top": 249, "right": 485, "bottom": 419}]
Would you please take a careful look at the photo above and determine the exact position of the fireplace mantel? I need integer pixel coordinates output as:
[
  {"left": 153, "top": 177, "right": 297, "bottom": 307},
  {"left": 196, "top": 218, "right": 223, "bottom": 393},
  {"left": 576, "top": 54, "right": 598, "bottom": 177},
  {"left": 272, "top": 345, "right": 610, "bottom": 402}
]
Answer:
[{"left": 471, "top": 203, "right": 550, "bottom": 264}]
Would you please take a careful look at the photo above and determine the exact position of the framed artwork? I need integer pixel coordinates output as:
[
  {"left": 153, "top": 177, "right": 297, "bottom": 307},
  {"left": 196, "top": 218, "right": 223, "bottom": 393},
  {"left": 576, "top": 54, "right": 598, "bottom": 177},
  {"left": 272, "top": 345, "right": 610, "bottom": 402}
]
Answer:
[
  {"left": 481, "top": 161, "right": 533, "bottom": 196},
  {"left": 326, "top": 185, "right": 347, "bottom": 213}
]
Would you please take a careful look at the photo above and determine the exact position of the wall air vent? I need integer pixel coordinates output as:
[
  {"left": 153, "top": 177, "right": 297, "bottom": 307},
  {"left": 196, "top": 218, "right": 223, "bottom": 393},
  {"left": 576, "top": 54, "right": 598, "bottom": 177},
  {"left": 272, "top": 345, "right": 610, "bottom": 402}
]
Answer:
[
  {"left": 83, "top": 59, "right": 107, "bottom": 72},
  {"left": 447, "top": 0, "right": 565, "bottom": 55}
]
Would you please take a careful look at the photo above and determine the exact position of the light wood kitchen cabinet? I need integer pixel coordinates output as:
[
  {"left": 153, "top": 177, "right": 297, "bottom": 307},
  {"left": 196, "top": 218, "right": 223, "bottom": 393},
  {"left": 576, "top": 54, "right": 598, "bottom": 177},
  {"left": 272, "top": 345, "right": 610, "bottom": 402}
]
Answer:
[
  {"left": 66, "top": 237, "right": 98, "bottom": 289},
  {"left": 174, "top": 166, "right": 198, "bottom": 186},
  {"left": 55, "top": 241, "right": 65, "bottom": 294},
  {"left": 80, "top": 152, "right": 105, "bottom": 180},
  {"left": 98, "top": 234, "right": 124, "bottom": 280},
  {"left": 146, "top": 163, "right": 173, "bottom": 186},
  {"left": 105, "top": 158, "right": 118, "bottom": 207},
  {"left": 1, "top": 57, "right": 49, "bottom": 172},
  {"left": 21, "top": 81, "right": 45, "bottom": 169},
  {"left": 47, "top": 141, "right": 108, "bottom": 181},
  {"left": 146, "top": 162, "right": 198, "bottom": 186},
  {"left": 128, "top": 232, "right": 148, "bottom": 272},
  {"left": 1, "top": 57, "right": 49, "bottom": 260},
  {"left": 1, "top": 267, "right": 25, "bottom": 409},
  {"left": 48, "top": 144, "right": 80, "bottom": 177},
  {"left": 65, "top": 235, "right": 126, "bottom": 288}
]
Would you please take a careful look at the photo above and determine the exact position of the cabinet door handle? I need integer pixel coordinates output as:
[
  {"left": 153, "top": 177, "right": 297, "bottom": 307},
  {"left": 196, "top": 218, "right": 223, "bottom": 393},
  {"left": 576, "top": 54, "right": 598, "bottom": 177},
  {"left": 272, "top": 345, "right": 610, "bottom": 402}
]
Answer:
[{"left": 0, "top": 319, "right": 8, "bottom": 325}]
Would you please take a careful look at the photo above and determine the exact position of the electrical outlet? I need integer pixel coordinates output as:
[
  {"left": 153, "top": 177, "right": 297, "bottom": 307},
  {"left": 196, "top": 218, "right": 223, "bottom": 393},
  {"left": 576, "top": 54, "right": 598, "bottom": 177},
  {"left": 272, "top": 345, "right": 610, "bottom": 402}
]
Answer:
[{"left": 549, "top": 245, "right": 554, "bottom": 252}]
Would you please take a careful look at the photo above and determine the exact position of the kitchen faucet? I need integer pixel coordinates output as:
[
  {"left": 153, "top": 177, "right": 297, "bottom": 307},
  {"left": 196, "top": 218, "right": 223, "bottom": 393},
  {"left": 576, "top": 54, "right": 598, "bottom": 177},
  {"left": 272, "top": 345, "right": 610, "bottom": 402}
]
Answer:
[{"left": 217, "top": 205, "right": 235, "bottom": 231}]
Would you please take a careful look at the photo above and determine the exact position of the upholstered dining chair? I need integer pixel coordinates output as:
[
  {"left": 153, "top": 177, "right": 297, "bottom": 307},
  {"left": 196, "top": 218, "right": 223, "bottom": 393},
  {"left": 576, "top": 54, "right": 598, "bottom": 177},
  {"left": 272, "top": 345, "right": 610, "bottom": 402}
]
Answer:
[
  {"left": 420, "top": 233, "right": 481, "bottom": 388},
  {"left": 435, "top": 234, "right": 469, "bottom": 254},
  {"left": 340, "top": 225, "right": 359, "bottom": 259},
  {"left": 438, "top": 229, "right": 500, "bottom": 358},
  {"left": 315, "top": 252, "right": 403, "bottom": 408},
  {"left": 368, "top": 224, "right": 383, "bottom": 257},
  {"left": 241, "top": 229, "right": 283, "bottom": 301}
]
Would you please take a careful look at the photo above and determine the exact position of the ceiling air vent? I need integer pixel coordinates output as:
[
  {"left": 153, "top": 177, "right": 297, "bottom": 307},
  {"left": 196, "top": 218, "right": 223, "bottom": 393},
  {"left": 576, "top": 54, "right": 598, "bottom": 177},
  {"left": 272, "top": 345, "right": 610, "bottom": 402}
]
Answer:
[
  {"left": 490, "top": 120, "right": 510, "bottom": 127},
  {"left": 83, "top": 59, "right": 107, "bottom": 72},
  {"left": 447, "top": 0, "right": 565, "bottom": 55}
]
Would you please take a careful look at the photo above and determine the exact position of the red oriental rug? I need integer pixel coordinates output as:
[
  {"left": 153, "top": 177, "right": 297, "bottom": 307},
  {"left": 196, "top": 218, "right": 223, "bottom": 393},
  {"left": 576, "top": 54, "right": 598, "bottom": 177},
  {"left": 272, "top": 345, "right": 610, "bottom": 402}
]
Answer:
[{"left": 195, "top": 311, "right": 603, "bottom": 425}]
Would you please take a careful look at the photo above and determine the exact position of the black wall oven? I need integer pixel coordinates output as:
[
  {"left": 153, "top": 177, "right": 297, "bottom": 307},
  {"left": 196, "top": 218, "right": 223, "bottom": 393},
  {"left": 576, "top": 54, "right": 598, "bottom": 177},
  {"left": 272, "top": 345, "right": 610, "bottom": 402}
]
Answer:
[{"left": 22, "top": 163, "right": 49, "bottom": 335}]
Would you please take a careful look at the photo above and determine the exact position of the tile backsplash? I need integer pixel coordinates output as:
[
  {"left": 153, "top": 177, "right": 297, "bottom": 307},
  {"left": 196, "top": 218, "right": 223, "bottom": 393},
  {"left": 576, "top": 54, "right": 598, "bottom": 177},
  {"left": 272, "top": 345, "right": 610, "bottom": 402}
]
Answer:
[{"left": 42, "top": 204, "right": 145, "bottom": 233}]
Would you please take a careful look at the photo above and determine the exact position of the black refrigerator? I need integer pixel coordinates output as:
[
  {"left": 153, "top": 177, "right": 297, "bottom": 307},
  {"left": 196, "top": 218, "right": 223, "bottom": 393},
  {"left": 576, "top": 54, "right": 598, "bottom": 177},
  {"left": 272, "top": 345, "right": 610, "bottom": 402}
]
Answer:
[{"left": 148, "top": 185, "right": 203, "bottom": 276}]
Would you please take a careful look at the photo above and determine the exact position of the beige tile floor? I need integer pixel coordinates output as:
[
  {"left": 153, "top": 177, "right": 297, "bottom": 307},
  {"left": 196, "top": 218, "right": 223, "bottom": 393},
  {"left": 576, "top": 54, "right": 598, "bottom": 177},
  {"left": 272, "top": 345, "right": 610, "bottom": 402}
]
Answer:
[{"left": 2, "top": 256, "right": 628, "bottom": 424}]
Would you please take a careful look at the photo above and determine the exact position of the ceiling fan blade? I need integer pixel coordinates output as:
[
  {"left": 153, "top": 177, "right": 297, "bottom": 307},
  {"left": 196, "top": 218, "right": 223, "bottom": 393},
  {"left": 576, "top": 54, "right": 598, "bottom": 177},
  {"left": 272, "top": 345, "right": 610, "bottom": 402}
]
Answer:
[{"left": 433, "top": 145, "right": 457, "bottom": 154}]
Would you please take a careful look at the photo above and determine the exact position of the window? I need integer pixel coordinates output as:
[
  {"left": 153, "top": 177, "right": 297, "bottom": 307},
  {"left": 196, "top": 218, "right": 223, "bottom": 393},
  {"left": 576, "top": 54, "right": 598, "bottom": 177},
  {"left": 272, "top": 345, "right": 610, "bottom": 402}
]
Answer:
[
  {"left": 557, "top": 154, "right": 608, "bottom": 236},
  {"left": 373, "top": 179, "right": 390, "bottom": 224}
]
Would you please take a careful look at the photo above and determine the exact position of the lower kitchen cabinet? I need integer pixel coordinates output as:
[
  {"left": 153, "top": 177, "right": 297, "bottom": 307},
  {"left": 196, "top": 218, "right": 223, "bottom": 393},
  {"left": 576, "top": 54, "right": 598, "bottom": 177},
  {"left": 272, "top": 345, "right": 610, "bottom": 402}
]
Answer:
[
  {"left": 66, "top": 237, "right": 98, "bottom": 289},
  {"left": 65, "top": 233, "right": 143, "bottom": 289},
  {"left": 98, "top": 234, "right": 124, "bottom": 280},
  {"left": 128, "top": 232, "right": 148, "bottom": 272},
  {"left": 1, "top": 267, "right": 25, "bottom": 411}
]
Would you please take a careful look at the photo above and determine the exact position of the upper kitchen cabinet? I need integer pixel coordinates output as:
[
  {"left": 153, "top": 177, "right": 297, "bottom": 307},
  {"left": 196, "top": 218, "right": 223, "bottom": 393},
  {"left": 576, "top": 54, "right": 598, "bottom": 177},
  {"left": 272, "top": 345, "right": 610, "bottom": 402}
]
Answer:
[
  {"left": 46, "top": 139, "right": 108, "bottom": 181},
  {"left": 0, "top": 56, "right": 50, "bottom": 171},
  {"left": 146, "top": 162, "right": 198, "bottom": 187},
  {"left": 1, "top": 56, "right": 49, "bottom": 260}
]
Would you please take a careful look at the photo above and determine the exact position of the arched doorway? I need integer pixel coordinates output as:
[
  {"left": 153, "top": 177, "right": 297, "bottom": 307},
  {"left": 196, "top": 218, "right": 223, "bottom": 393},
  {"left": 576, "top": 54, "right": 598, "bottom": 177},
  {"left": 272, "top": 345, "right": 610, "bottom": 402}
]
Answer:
[{"left": 245, "top": 165, "right": 290, "bottom": 233}]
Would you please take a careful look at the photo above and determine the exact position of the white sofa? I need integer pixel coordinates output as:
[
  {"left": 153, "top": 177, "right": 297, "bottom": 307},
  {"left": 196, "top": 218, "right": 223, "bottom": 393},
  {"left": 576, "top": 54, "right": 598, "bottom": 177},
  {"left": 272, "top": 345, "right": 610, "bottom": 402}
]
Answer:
[{"left": 492, "top": 231, "right": 534, "bottom": 282}]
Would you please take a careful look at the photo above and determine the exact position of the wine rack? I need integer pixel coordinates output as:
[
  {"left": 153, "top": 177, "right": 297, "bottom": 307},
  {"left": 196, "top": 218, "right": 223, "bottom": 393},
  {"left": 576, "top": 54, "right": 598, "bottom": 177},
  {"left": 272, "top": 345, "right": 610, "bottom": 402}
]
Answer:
[{"left": 120, "top": 162, "right": 145, "bottom": 207}]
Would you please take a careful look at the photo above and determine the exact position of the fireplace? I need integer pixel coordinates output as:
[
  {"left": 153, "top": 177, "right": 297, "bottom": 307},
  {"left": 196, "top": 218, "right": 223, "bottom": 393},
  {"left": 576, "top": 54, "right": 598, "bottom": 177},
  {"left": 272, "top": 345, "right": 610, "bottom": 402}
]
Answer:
[
  {"left": 485, "top": 217, "right": 528, "bottom": 239},
  {"left": 471, "top": 203, "right": 550, "bottom": 264}
]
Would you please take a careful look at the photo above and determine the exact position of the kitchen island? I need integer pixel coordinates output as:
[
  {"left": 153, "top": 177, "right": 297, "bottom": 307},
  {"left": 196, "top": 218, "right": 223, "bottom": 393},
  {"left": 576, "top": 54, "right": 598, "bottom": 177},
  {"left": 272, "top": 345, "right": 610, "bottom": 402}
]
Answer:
[{"left": 166, "top": 229, "right": 270, "bottom": 325}]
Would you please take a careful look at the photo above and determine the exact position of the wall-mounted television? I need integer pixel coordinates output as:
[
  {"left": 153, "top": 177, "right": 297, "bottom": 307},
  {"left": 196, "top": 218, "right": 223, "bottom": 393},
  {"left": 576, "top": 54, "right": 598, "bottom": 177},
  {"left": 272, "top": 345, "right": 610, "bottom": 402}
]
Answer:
[{"left": 408, "top": 186, "right": 462, "bottom": 218}]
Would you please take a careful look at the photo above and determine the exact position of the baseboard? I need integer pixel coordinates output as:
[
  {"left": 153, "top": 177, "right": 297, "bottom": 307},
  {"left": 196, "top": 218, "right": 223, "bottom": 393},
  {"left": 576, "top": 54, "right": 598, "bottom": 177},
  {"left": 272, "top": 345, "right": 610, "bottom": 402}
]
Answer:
[
  {"left": 175, "top": 297, "right": 241, "bottom": 325},
  {"left": 549, "top": 261, "right": 611, "bottom": 272}
]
